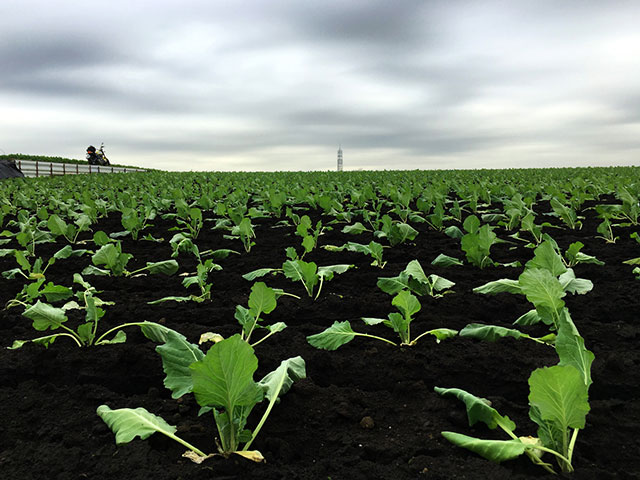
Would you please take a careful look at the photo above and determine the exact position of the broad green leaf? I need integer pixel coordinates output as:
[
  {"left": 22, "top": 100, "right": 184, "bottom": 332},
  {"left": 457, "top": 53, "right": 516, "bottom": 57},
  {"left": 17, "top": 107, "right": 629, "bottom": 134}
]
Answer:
[
  {"left": 376, "top": 272, "right": 410, "bottom": 295},
  {"left": 156, "top": 329, "right": 205, "bottom": 398},
  {"left": 404, "top": 259, "right": 428, "bottom": 284},
  {"left": 431, "top": 253, "right": 463, "bottom": 267},
  {"left": 248, "top": 282, "right": 277, "bottom": 317},
  {"left": 148, "top": 295, "right": 198, "bottom": 304},
  {"left": 361, "top": 317, "right": 386, "bottom": 325},
  {"left": 266, "top": 322, "right": 287, "bottom": 334},
  {"left": 138, "top": 321, "right": 173, "bottom": 343},
  {"left": 442, "top": 432, "right": 526, "bottom": 463},
  {"left": 388, "top": 312, "right": 409, "bottom": 340},
  {"left": 15, "top": 250, "right": 31, "bottom": 271},
  {"left": 558, "top": 269, "right": 593, "bottom": 295},
  {"left": 473, "top": 278, "right": 521, "bottom": 295},
  {"left": 41, "top": 282, "right": 73, "bottom": 302},
  {"left": 47, "top": 214, "right": 68, "bottom": 236},
  {"left": 555, "top": 310, "right": 594, "bottom": 387},
  {"left": 342, "top": 222, "right": 368, "bottom": 235},
  {"left": 283, "top": 260, "right": 318, "bottom": 295},
  {"left": 513, "top": 309, "right": 543, "bottom": 326},
  {"left": 234, "top": 305, "right": 254, "bottom": 333},
  {"left": 518, "top": 268, "right": 565, "bottom": 312},
  {"left": 77, "top": 322, "right": 94, "bottom": 344},
  {"left": 75, "top": 213, "right": 91, "bottom": 232},
  {"left": 424, "top": 328, "right": 459, "bottom": 343},
  {"left": 190, "top": 335, "right": 263, "bottom": 409},
  {"left": 100, "top": 330, "right": 127, "bottom": 344},
  {"left": 525, "top": 240, "right": 567, "bottom": 276},
  {"left": 388, "top": 222, "right": 418, "bottom": 245},
  {"left": 93, "top": 231, "right": 111, "bottom": 246},
  {"left": 53, "top": 245, "right": 73, "bottom": 260},
  {"left": 242, "top": 268, "right": 276, "bottom": 281},
  {"left": 307, "top": 321, "right": 356, "bottom": 350},
  {"left": 444, "top": 226, "right": 464, "bottom": 239},
  {"left": 459, "top": 323, "right": 523, "bottom": 342},
  {"left": 528, "top": 365, "right": 590, "bottom": 434},
  {"left": 97, "top": 405, "right": 177, "bottom": 444},
  {"left": 317, "top": 264, "right": 352, "bottom": 278},
  {"left": 92, "top": 243, "right": 131, "bottom": 275},
  {"left": 258, "top": 356, "right": 306, "bottom": 402},
  {"left": 435, "top": 387, "right": 516, "bottom": 431},
  {"left": 463, "top": 215, "right": 481, "bottom": 234},
  {"left": 2, "top": 267, "right": 22, "bottom": 279},
  {"left": 392, "top": 290, "right": 421, "bottom": 318},
  {"left": 301, "top": 235, "right": 315, "bottom": 253},
  {"left": 207, "top": 248, "right": 240, "bottom": 260},
  {"left": 428, "top": 274, "right": 455, "bottom": 293},
  {"left": 23, "top": 300, "right": 68, "bottom": 331},
  {"left": 145, "top": 260, "right": 179, "bottom": 275}
]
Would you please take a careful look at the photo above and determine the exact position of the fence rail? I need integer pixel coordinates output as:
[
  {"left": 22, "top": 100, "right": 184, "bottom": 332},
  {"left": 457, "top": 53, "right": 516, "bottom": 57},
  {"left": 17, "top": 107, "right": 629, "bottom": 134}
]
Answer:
[{"left": 14, "top": 159, "right": 146, "bottom": 178}]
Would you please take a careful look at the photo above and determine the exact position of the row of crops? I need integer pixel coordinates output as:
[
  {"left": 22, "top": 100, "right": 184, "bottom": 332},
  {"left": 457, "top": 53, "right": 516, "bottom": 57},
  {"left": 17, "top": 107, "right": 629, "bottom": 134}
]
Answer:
[{"left": 1, "top": 167, "right": 639, "bottom": 478}]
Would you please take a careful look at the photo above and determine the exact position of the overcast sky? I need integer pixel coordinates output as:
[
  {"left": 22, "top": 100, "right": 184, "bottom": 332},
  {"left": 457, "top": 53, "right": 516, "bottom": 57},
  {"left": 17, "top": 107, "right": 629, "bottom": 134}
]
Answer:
[{"left": 1, "top": 1, "right": 639, "bottom": 171}]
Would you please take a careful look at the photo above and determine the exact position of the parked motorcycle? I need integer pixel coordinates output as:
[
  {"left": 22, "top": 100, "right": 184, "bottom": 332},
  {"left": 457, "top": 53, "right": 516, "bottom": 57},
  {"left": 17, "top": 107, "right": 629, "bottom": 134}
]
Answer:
[{"left": 86, "top": 143, "right": 110, "bottom": 166}]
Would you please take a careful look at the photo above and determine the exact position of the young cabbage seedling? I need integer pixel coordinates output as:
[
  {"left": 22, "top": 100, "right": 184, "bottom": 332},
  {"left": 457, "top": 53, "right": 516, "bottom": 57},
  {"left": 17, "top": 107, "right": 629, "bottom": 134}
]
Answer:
[
  {"left": 149, "top": 258, "right": 220, "bottom": 304},
  {"left": 473, "top": 240, "right": 593, "bottom": 330},
  {"left": 10, "top": 274, "right": 134, "bottom": 348},
  {"left": 98, "top": 334, "right": 305, "bottom": 463},
  {"left": 307, "top": 290, "right": 457, "bottom": 349},
  {"left": 233, "top": 282, "right": 287, "bottom": 346},
  {"left": 119, "top": 206, "right": 156, "bottom": 240},
  {"left": 294, "top": 214, "right": 325, "bottom": 259},
  {"left": 323, "top": 241, "right": 387, "bottom": 268},
  {"left": 376, "top": 259, "right": 454, "bottom": 297},
  {"left": 436, "top": 309, "right": 593, "bottom": 474},
  {"left": 460, "top": 215, "right": 497, "bottom": 268},
  {"left": 47, "top": 213, "right": 93, "bottom": 244},
  {"left": 378, "top": 214, "right": 419, "bottom": 246},
  {"left": 243, "top": 259, "right": 353, "bottom": 300},
  {"left": 82, "top": 241, "right": 179, "bottom": 278}
]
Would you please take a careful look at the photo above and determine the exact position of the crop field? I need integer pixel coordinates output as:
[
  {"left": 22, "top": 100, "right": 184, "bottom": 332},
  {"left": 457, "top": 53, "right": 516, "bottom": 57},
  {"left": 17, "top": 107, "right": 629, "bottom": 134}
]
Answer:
[{"left": 1, "top": 167, "right": 639, "bottom": 480}]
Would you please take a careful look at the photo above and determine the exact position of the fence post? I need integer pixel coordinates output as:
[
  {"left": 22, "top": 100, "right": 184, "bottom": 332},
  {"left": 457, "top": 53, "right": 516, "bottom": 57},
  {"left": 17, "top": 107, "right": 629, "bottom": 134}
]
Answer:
[
  {"left": 76, "top": 164, "right": 79, "bottom": 174},
  {"left": 35, "top": 160, "right": 39, "bottom": 177},
  {"left": 89, "top": 165, "right": 92, "bottom": 174},
  {"left": 97, "top": 166, "right": 101, "bottom": 173},
  {"left": 50, "top": 162, "right": 53, "bottom": 176},
  {"left": 62, "top": 163, "right": 66, "bottom": 175}
]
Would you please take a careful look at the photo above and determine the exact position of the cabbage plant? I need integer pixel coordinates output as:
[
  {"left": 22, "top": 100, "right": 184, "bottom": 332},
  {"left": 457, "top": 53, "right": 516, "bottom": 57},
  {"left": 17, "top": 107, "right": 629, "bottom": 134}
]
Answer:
[{"left": 98, "top": 334, "right": 305, "bottom": 463}]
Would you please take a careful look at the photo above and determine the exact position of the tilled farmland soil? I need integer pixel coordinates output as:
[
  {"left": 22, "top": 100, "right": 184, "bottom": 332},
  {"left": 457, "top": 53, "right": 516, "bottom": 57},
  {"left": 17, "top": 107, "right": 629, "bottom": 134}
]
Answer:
[{"left": 1, "top": 198, "right": 638, "bottom": 480}]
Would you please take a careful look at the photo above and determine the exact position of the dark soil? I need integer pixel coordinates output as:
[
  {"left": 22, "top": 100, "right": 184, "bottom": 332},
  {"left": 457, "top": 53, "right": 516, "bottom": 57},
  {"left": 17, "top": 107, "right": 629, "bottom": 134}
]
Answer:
[{"left": 1, "top": 200, "right": 639, "bottom": 480}]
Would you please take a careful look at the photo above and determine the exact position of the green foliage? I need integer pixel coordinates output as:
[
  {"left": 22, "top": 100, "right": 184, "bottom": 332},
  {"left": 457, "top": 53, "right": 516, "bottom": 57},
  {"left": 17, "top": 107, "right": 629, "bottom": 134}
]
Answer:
[
  {"left": 376, "top": 259, "right": 454, "bottom": 297},
  {"left": 99, "top": 334, "right": 305, "bottom": 460},
  {"left": 460, "top": 215, "right": 498, "bottom": 268},
  {"left": 308, "top": 290, "right": 457, "bottom": 349}
]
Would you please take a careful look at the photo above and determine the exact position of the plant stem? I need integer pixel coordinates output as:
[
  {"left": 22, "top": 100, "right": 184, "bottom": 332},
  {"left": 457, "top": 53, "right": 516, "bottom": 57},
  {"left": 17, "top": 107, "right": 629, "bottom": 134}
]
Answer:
[
  {"left": 528, "top": 445, "right": 573, "bottom": 472},
  {"left": 163, "top": 431, "right": 207, "bottom": 458},
  {"left": 250, "top": 331, "right": 274, "bottom": 348},
  {"left": 36, "top": 332, "right": 83, "bottom": 348},
  {"left": 354, "top": 332, "right": 397, "bottom": 347},
  {"left": 567, "top": 428, "right": 579, "bottom": 466},
  {"left": 94, "top": 322, "right": 148, "bottom": 345},
  {"left": 314, "top": 276, "right": 324, "bottom": 300}
]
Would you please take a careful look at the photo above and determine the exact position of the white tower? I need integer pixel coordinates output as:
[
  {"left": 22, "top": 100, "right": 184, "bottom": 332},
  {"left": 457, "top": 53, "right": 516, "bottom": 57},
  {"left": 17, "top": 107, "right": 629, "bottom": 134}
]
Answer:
[{"left": 337, "top": 146, "right": 343, "bottom": 171}]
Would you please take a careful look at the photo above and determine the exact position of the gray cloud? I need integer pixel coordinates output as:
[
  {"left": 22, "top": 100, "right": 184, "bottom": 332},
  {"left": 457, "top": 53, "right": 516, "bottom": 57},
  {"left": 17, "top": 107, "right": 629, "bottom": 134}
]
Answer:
[{"left": 1, "top": 0, "right": 639, "bottom": 171}]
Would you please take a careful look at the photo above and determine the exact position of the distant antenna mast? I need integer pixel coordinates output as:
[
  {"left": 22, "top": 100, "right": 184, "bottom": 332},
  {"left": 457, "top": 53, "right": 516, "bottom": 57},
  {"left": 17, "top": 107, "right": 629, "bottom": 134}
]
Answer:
[{"left": 337, "top": 145, "right": 343, "bottom": 172}]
